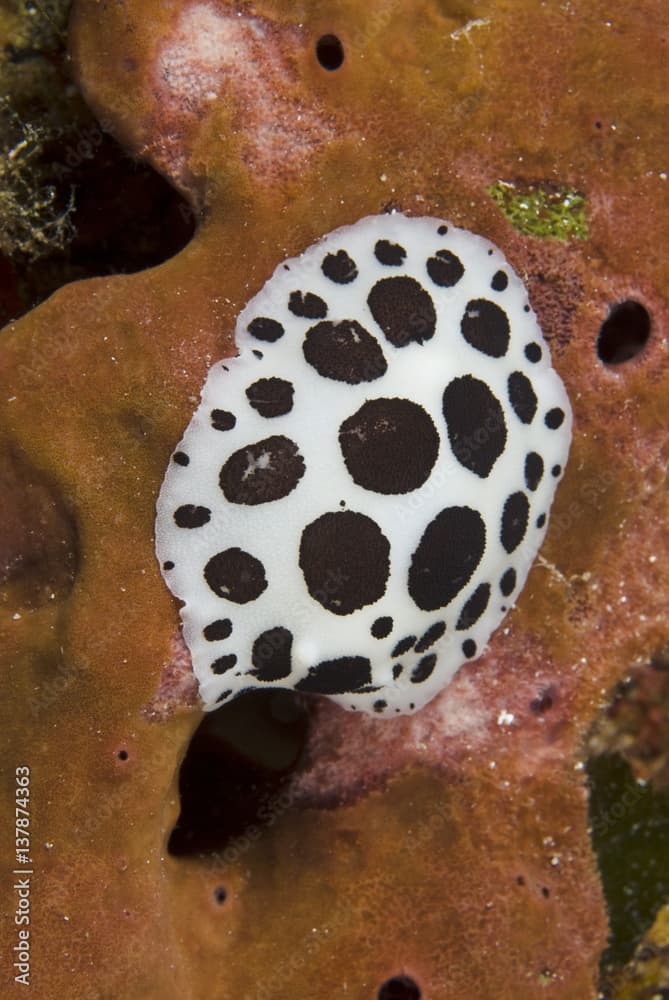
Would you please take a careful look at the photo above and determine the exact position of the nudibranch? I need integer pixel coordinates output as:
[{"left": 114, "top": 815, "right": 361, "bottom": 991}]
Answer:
[{"left": 155, "top": 214, "right": 572, "bottom": 716}]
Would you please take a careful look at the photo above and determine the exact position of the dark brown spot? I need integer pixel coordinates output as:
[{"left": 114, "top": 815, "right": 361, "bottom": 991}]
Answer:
[
  {"left": 371, "top": 616, "right": 393, "bottom": 639},
  {"left": 443, "top": 375, "right": 506, "bottom": 478},
  {"left": 203, "top": 619, "right": 233, "bottom": 642},
  {"left": 411, "top": 654, "right": 437, "bottom": 683},
  {"left": 295, "top": 655, "right": 372, "bottom": 693},
  {"left": 204, "top": 548, "right": 267, "bottom": 603},
  {"left": 414, "top": 621, "right": 446, "bottom": 653},
  {"left": 339, "top": 398, "right": 439, "bottom": 494},
  {"left": 174, "top": 504, "right": 211, "bottom": 529},
  {"left": 392, "top": 635, "right": 416, "bottom": 657},
  {"left": 220, "top": 435, "right": 305, "bottom": 505},
  {"left": 322, "top": 249, "right": 358, "bottom": 284},
  {"left": 491, "top": 270, "right": 508, "bottom": 291},
  {"left": 211, "top": 654, "right": 237, "bottom": 674},
  {"left": 367, "top": 276, "right": 436, "bottom": 346},
  {"left": 499, "top": 568, "right": 516, "bottom": 597},
  {"left": 461, "top": 298, "right": 510, "bottom": 357},
  {"left": 501, "top": 492, "right": 529, "bottom": 553},
  {"left": 288, "top": 290, "right": 327, "bottom": 319},
  {"left": 508, "top": 371, "right": 538, "bottom": 424},
  {"left": 251, "top": 627, "right": 293, "bottom": 681},
  {"left": 545, "top": 407, "right": 565, "bottom": 430},
  {"left": 374, "top": 240, "right": 406, "bottom": 266},
  {"left": 524, "top": 452, "right": 544, "bottom": 491},
  {"left": 456, "top": 582, "right": 490, "bottom": 629},
  {"left": 299, "top": 511, "right": 390, "bottom": 615},
  {"left": 246, "top": 378, "right": 294, "bottom": 418},
  {"left": 409, "top": 506, "right": 486, "bottom": 611},
  {"left": 303, "top": 320, "right": 387, "bottom": 383},
  {"left": 247, "top": 317, "right": 284, "bottom": 342},
  {"left": 426, "top": 249, "right": 464, "bottom": 287},
  {"left": 211, "top": 409, "right": 236, "bottom": 431}
]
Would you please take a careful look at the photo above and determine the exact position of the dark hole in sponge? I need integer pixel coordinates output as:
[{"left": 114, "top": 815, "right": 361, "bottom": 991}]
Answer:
[
  {"left": 377, "top": 976, "right": 421, "bottom": 1000},
  {"left": 316, "top": 33, "right": 345, "bottom": 70},
  {"left": 597, "top": 300, "right": 651, "bottom": 364},
  {"left": 168, "top": 690, "right": 308, "bottom": 857},
  {"left": 213, "top": 886, "right": 227, "bottom": 905}
]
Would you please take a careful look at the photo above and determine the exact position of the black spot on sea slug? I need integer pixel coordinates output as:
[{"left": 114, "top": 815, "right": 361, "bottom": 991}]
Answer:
[
  {"left": 374, "top": 240, "right": 406, "bottom": 266},
  {"left": 367, "top": 276, "right": 436, "bottom": 346},
  {"left": 211, "top": 409, "right": 236, "bottom": 431},
  {"left": 246, "top": 377, "right": 294, "bottom": 418},
  {"left": 461, "top": 298, "right": 510, "bottom": 357},
  {"left": 462, "top": 639, "right": 477, "bottom": 658},
  {"left": 220, "top": 435, "right": 305, "bottom": 505},
  {"left": 392, "top": 663, "right": 403, "bottom": 679},
  {"left": 456, "top": 582, "right": 490, "bottom": 630},
  {"left": 371, "top": 616, "right": 393, "bottom": 639},
  {"left": 508, "top": 371, "right": 538, "bottom": 424},
  {"left": 173, "top": 451, "right": 189, "bottom": 466},
  {"left": 303, "top": 320, "right": 387, "bottom": 383},
  {"left": 411, "top": 654, "right": 437, "bottom": 683},
  {"left": 251, "top": 627, "right": 293, "bottom": 681},
  {"left": 203, "top": 619, "right": 233, "bottom": 642},
  {"left": 339, "top": 397, "right": 439, "bottom": 494},
  {"left": 536, "top": 513, "right": 546, "bottom": 528},
  {"left": 247, "top": 317, "right": 284, "bottom": 342},
  {"left": 491, "top": 270, "right": 508, "bottom": 291},
  {"left": 525, "top": 342, "right": 542, "bottom": 363},
  {"left": 211, "top": 654, "right": 237, "bottom": 674},
  {"left": 443, "top": 375, "right": 507, "bottom": 478},
  {"left": 414, "top": 621, "right": 446, "bottom": 653},
  {"left": 426, "top": 249, "right": 464, "bottom": 287},
  {"left": 322, "top": 249, "right": 358, "bottom": 284},
  {"left": 299, "top": 511, "right": 390, "bottom": 615},
  {"left": 524, "top": 452, "right": 544, "bottom": 491},
  {"left": 409, "top": 506, "right": 486, "bottom": 612},
  {"left": 501, "top": 492, "right": 529, "bottom": 553},
  {"left": 295, "top": 655, "right": 372, "bottom": 694},
  {"left": 499, "top": 568, "right": 516, "bottom": 597},
  {"left": 204, "top": 548, "right": 267, "bottom": 603},
  {"left": 174, "top": 504, "right": 211, "bottom": 529},
  {"left": 545, "top": 407, "right": 565, "bottom": 430},
  {"left": 392, "top": 635, "right": 416, "bottom": 657},
  {"left": 288, "top": 290, "right": 328, "bottom": 319}
]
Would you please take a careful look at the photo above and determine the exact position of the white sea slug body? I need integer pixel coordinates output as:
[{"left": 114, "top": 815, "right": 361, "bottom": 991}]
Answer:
[{"left": 155, "top": 214, "right": 572, "bottom": 716}]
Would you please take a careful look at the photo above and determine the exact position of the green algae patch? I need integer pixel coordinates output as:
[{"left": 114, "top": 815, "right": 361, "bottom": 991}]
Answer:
[{"left": 489, "top": 180, "right": 588, "bottom": 240}]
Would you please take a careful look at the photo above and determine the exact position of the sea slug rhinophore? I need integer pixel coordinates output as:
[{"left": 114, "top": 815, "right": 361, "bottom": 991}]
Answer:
[{"left": 155, "top": 213, "right": 572, "bottom": 716}]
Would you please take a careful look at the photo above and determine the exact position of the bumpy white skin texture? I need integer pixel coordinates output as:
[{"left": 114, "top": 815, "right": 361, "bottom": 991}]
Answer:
[{"left": 155, "top": 214, "right": 572, "bottom": 716}]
